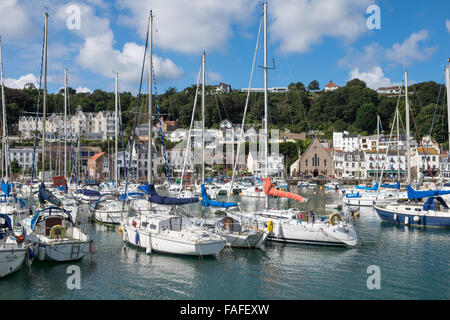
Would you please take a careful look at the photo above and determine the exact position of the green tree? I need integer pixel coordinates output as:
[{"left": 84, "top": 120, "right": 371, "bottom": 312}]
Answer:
[
  {"left": 354, "top": 103, "right": 377, "bottom": 133},
  {"left": 346, "top": 78, "right": 367, "bottom": 88},
  {"left": 307, "top": 80, "right": 320, "bottom": 91}
]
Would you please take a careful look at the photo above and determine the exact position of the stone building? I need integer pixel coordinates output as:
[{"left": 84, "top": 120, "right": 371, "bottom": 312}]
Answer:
[{"left": 297, "top": 138, "right": 333, "bottom": 177}]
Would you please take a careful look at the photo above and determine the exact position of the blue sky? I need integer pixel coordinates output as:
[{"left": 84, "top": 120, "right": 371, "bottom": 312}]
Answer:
[{"left": 0, "top": 0, "right": 448, "bottom": 95}]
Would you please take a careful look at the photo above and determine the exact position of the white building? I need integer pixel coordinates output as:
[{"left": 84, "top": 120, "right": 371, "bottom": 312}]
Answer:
[
  {"left": 18, "top": 107, "right": 117, "bottom": 140},
  {"left": 333, "top": 132, "right": 359, "bottom": 152},
  {"left": 111, "top": 151, "right": 138, "bottom": 180},
  {"left": 324, "top": 80, "right": 339, "bottom": 91},
  {"left": 247, "top": 151, "right": 283, "bottom": 177},
  {"left": 8, "top": 147, "right": 41, "bottom": 169}
]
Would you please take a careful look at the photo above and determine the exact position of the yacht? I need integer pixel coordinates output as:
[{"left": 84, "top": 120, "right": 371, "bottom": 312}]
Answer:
[{"left": 0, "top": 214, "right": 27, "bottom": 277}]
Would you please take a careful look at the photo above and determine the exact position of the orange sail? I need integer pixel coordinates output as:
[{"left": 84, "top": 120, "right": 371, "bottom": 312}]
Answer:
[{"left": 263, "top": 178, "right": 305, "bottom": 202}]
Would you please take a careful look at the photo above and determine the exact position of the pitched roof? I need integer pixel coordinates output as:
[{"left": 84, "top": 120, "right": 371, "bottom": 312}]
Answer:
[{"left": 325, "top": 80, "right": 338, "bottom": 88}]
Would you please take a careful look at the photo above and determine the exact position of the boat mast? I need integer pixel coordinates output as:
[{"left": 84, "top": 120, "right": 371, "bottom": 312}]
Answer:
[
  {"left": 42, "top": 12, "right": 48, "bottom": 182},
  {"left": 405, "top": 70, "right": 411, "bottom": 184},
  {"left": 148, "top": 11, "right": 153, "bottom": 185},
  {"left": 115, "top": 72, "right": 118, "bottom": 186},
  {"left": 263, "top": 2, "right": 269, "bottom": 209},
  {"left": 446, "top": 60, "right": 450, "bottom": 152},
  {"left": 0, "top": 36, "right": 8, "bottom": 182},
  {"left": 202, "top": 52, "right": 206, "bottom": 187},
  {"left": 64, "top": 68, "right": 67, "bottom": 180}
]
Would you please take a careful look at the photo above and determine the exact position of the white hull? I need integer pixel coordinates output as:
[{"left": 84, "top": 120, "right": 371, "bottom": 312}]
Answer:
[
  {"left": 218, "top": 230, "right": 268, "bottom": 248},
  {"left": 0, "top": 246, "right": 27, "bottom": 277},
  {"left": 31, "top": 241, "right": 90, "bottom": 262},
  {"left": 122, "top": 225, "right": 225, "bottom": 256}
]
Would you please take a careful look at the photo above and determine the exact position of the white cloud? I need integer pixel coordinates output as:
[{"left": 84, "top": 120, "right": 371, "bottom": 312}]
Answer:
[
  {"left": 207, "top": 72, "right": 222, "bottom": 83},
  {"left": 270, "top": 0, "right": 372, "bottom": 53},
  {"left": 0, "top": 0, "right": 32, "bottom": 41},
  {"left": 349, "top": 67, "right": 393, "bottom": 89},
  {"left": 4, "top": 73, "right": 38, "bottom": 89},
  {"left": 385, "top": 30, "right": 437, "bottom": 65},
  {"left": 446, "top": 19, "right": 450, "bottom": 33},
  {"left": 75, "top": 86, "right": 91, "bottom": 93},
  {"left": 78, "top": 33, "right": 182, "bottom": 83},
  {"left": 116, "top": 0, "right": 256, "bottom": 54}
]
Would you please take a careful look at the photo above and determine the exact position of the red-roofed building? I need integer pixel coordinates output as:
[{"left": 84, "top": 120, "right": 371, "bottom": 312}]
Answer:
[{"left": 324, "top": 80, "right": 339, "bottom": 92}]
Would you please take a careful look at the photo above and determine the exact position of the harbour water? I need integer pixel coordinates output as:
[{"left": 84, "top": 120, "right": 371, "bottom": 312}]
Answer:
[{"left": 0, "top": 189, "right": 449, "bottom": 300}]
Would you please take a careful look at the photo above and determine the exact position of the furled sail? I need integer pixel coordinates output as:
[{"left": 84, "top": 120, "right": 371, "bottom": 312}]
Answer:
[
  {"left": 380, "top": 182, "right": 400, "bottom": 189},
  {"left": 264, "top": 178, "right": 305, "bottom": 202},
  {"left": 355, "top": 182, "right": 378, "bottom": 191},
  {"left": 38, "top": 182, "right": 62, "bottom": 207},
  {"left": 201, "top": 184, "right": 237, "bottom": 208},
  {"left": 147, "top": 184, "right": 198, "bottom": 205},
  {"left": 407, "top": 185, "right": 450, "bottom": 199}
]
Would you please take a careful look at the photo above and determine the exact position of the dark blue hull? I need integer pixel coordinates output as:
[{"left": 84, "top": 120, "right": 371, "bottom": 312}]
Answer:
[{"left": 374, "top": 207, "right": 450, "bottom": 227}]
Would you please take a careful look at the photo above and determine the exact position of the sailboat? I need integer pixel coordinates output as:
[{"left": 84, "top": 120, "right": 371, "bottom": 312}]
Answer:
[
  {"left": 0, "top": 214, "right": 27, "bottom": 277},
  {"left": 88, "top": 73, "right": 129, "bottom": 225},
  {"left": 0, "top": 36, "right": 28, "bottom": 226},
  {"left": 228, "top": 3, "right": 358, "bottom": 247},
  {"left": 121, "top": 11, "right": 226, "bottom": 256},
  {"left": 374, "top": 63, "right": 450, "bottom": 227}
]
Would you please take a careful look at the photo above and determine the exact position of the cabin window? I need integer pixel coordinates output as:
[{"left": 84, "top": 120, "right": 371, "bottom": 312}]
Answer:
[
  {"left": 405, "top": 208, "right": 411, "bottom": 210},
  {"left": 150, "top": 224, "right": 157, "bottom": 230},
  {"left": 414, "top": 208, "right": 421, "bottom": 212}
]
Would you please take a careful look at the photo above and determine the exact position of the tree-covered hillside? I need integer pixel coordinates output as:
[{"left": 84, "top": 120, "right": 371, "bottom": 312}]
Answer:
[{"left": 1, "top": 79, "right": 447, "bottom": 148}]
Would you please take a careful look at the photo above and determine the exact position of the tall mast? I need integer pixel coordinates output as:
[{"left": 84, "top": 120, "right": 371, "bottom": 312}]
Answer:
[
  {"left": 115, "top": 72, "right": 118, "bottom": 185},
  {"left": 0, "top": 36, "right": 8, "bottom": 182},
  {"left": 201, "top": 52, "right": 206, "bottom": 185},
  {"left": 405, "top": 70, "right": 411, "bottom": 184},
  {"left": 42, "top": 12, "right": 48, "bottom": 182},
  {"left": 64, "top": 68, "right": 67, "bottom": 180},
  {"left": 263, "top": 2, "right": 269, "bottom": 209},
  {"left": 446, "top": 61, "right": 450, "bottom": 152},
  {"left": 148, "top": 11, "right": 153, "bottom": 185}
]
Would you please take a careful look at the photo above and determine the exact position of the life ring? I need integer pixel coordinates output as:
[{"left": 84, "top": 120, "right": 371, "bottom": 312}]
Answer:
[
  {"left": 267, "top": 220, "right": 273, "bottom": 232},
  {"left": 328, "top": 213, "right": 342, "bottom": 226},
  {"left": 49, "top": 225, "right": 66, "bottom": 239}
]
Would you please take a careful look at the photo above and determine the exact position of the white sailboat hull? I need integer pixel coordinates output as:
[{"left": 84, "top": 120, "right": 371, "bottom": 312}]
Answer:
[
  {"left": 0, "top": 245, "right": 27, "bottom": 277},
  {"left": 122, "top": 225, "right": 225, "bottom": 256}
]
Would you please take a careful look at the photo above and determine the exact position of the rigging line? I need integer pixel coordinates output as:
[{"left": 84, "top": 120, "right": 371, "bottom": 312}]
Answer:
[
  {"left": 124, "top": 14, "right": 150, "bottom": 202},
  {"left": 179, "top": 65, "right": 202, "bottom": 194},
  {"left": 284, "top": 57, "right": 315, "bottom": 140},
  {"left": 411, "top": 72, "right": 445, "bottom": 185},
  {"left": 31, "top": 20, "right": 46, "bottom": 189},
  {"left": 229, "top": 10, "right": 263, "bottom": 195}
]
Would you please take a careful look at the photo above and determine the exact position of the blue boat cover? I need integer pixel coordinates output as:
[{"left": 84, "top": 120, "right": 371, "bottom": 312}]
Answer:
[
  {"left": 0, "top": 213, "right": 12, "bottom": 230},
  {"left": 423, "top": 196, "right": 449, "bottom": 211},
  {"left": 38, "top": 182, "right": 62, "bottom": 207},
  {"left": 204, "top": 176, "right": 213, "bottom": 183},
  {"left": 201, "top": 184, "right": 237, "bottom": 208},
  {"left": 345, "top": 192, "right": 360, "bottom": 199},
  {"left": 148, "top": 184, "right": 198, "bottom": 205},
  {"left": 355, "top": 182, "right": 378, "bottom": 191},
  {"left": 82, "top": 189, "right": 101, "bottom": 197},
  {"left": 120, "top": 192, "right": 146, "bottom": 201},
  {"left": 1, "top": 180, "right": 12, "bottom": 197},
  {"left": 381, "top": 182, "right": 400, "bottom": 189},
  {"left": 407, "top": 185, "right": 450, "bottom": 199},
  {"left": 138, "top": 182, "right": 150, "bottom": 195},
  {"left": 30, "top": 206, "right": 74, "bottom": 230}
]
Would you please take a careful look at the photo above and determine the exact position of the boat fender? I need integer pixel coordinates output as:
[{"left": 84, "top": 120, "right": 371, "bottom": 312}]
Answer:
[
  {"left": 49, "top": 225, "right": 66, "bottom": 239},
  {"left": 135, "top": 232, "right": 140, "bottom": 245},
  {"left": 404, "top": 216, "right": 409, "bottom": 225},
  {"left": 38, "top": 245, "right": 46, "bottom": 261},
  {"left": 329, "top": 213, "right": 342, "bottom": 226},
  {"left": 146, "top": 247, "right": 152, "bottom": 255},
  {"left": 413, "top": 216, "right": 420, "bottom": 222},
  {"left": 267, "top": 220, "right": 273, "bottom": 232},
  {"left": 394, "top": 214, "right": 398, "bottom": 221},
  {"left": 27, "top": 247, "right": 35, "bottom": 260}
]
